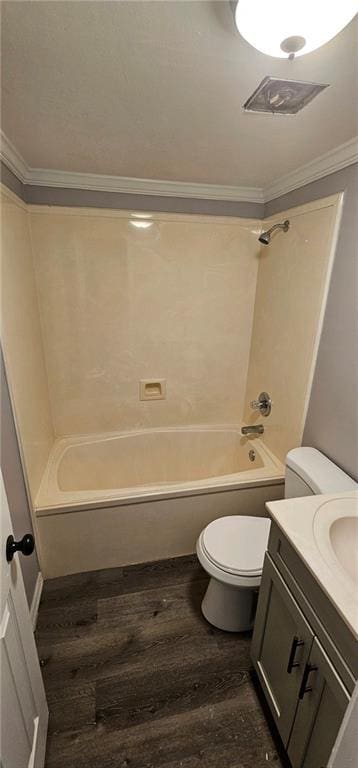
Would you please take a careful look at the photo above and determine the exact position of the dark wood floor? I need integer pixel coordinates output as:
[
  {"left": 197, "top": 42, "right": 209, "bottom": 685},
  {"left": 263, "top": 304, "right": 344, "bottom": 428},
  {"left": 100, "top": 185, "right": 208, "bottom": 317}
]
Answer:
[{"left": 36, "top": 555, "right": 285, "bottom": 768}]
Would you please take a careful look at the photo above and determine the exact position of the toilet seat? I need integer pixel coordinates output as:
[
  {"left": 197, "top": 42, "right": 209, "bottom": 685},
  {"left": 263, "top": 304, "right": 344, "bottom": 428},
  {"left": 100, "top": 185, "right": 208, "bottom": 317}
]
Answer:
[
  {"left": 202, "top": 515, "right": 271, "bottom": 576},
  {"left": 197, "top": 515, "right": 271, "bottom": 587}
]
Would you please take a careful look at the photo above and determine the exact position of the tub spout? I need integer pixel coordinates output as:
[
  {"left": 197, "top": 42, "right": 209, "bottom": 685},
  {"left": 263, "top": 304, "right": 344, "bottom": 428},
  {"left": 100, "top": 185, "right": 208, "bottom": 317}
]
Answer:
[{"left": 241, "top": 424, "right": 264, "bottom": 436}]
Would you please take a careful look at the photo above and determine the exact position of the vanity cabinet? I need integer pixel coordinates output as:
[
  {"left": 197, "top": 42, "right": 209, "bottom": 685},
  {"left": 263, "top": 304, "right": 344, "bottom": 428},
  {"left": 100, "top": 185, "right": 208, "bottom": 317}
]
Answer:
[
  {"left": 251, "top": 556, "right": 314, "bottom": 745},
  {"left": 251, "top": 523, "right": 355, "bottom": 768},
  {"left": 287, "top": 637, "right": 350, "bottom": 768}
]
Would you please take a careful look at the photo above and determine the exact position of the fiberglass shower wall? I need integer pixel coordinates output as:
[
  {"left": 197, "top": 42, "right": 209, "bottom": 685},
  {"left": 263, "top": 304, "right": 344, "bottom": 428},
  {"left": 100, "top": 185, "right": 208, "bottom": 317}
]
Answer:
[
  {"left": 244, "top": 193, "right": 343, "bottom": 463},
  {"left": 28, "top": 208, "right": 261, "bottom": 437},
  {"left": 0, "top": 185, "right": 54, "bottom": 505},
  {"left": 1, "top": 186, "right": 342, "bottom": 511}
]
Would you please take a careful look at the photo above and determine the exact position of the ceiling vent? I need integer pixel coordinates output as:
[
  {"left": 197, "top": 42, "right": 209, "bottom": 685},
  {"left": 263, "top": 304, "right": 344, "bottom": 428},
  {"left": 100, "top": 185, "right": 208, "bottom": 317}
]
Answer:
[{"left": 243, "top": 76, "right": 329, "bottom": 115}]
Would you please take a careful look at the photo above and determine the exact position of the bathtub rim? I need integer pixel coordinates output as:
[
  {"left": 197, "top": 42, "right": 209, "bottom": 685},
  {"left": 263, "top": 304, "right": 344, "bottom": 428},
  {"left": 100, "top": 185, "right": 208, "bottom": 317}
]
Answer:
[
  {"left": 36, "top": 476, "right": 285, "bottom": 516},
  {"left": 36, "top": 425, "right": 285, "bottom": 516}
]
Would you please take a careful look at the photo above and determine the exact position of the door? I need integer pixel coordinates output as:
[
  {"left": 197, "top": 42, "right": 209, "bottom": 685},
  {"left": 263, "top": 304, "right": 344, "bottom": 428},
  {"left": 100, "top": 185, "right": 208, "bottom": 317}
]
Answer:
[
  {"left": 287, "top": 637, "right": 350, "bottom": 768},
  {"left": 251, "top": 555, "right": 314, "bottom": 745},
  {"left": 0, "top": 471, "right": 48, "bottom": 768}
]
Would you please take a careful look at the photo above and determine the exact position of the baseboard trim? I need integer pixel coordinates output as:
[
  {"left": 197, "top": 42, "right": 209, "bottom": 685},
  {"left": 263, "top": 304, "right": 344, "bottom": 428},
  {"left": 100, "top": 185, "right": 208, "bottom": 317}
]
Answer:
[{"left": 30, "top": 571, "right": 43, "bottom": 630}]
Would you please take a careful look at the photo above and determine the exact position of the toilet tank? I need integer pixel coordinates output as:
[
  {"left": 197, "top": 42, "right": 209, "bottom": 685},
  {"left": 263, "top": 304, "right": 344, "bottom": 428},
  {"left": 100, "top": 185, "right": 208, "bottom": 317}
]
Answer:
[{"left": 285, "top": 447, "right": 357, "bottom": 499}]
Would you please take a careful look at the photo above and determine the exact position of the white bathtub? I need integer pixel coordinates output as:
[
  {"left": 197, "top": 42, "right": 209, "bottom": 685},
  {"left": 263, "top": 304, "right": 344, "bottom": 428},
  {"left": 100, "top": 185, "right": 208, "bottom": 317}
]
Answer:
[{"left": 35, "top": 426, "right": 285, "bottom": 578}]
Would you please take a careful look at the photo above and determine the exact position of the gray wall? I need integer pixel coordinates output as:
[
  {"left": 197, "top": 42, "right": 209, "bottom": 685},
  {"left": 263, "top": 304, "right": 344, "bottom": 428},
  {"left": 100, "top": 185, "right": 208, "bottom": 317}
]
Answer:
[
  {"left": 1, "top": 354, "right": 40, "bottom": 605},
  {"left": 267, "top": 164, "right": 358, "bottom": 481},
  {"left": 0, "top": 161, "right": 26, "bottom": 199}
]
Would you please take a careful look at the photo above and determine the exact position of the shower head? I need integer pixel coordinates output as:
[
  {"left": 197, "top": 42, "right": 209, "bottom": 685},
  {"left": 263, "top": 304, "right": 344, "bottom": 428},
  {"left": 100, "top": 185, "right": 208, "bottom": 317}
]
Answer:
[
  {"left": 259, "top": 219, "right": 290, "bottom": 245},
  {"left": 258, "top": 231, "right": 271, "bottom": 245}
]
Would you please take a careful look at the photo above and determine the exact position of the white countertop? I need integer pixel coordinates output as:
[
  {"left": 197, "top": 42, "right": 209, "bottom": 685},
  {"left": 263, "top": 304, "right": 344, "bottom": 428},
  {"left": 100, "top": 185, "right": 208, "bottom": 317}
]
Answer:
[{"left": 266, "top": 490, "right": 358, "bottom": 640}]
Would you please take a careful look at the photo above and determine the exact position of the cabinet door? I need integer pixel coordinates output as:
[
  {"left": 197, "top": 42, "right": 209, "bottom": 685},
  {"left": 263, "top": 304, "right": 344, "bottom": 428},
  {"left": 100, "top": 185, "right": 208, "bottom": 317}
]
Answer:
[
  {"left": 287, "top": 637, "right": 350, "bottom": 768},
  {"left": 251, "top": 555, "right": 314, "bottom": 746}
]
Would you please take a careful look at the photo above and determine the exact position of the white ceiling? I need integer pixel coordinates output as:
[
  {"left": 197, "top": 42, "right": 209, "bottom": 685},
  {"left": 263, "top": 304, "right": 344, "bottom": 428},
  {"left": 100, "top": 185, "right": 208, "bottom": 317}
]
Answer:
[{"left": 1, "top": 1, "right": 357, "bottom": 187}]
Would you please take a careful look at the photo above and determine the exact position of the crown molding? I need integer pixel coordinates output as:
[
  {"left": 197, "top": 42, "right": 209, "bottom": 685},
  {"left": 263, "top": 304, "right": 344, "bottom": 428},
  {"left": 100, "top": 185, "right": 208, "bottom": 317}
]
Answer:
[
  {"left": 0, "top": 131, "right": 262, "bottom": 203},
  {"left": 263, "top": 136, "right": 358, "bottom": 202},
  {"left": 1, "top": 129, "right": 357, "bottom": 205},
  {"left": 0, "top": 131, "right": 28, "bottom": 182},
  {"left": 24, "top": 167, "right": 264, "bottom": 203}
]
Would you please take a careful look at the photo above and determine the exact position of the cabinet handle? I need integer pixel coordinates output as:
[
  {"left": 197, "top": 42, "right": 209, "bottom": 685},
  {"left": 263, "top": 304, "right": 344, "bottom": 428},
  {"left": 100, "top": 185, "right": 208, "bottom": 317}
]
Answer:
[
  {"left": 298, "top": 663, "right": 318, "bottom": 699},
  {"left": 287, "top": 635, "right": 304, "bottom": 673}
]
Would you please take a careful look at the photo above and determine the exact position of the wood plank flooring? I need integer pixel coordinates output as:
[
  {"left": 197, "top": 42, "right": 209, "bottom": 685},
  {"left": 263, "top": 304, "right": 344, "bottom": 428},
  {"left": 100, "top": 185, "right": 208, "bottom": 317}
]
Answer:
[{"left": 36, "top": 555, "right": 286, "bottom": 768}]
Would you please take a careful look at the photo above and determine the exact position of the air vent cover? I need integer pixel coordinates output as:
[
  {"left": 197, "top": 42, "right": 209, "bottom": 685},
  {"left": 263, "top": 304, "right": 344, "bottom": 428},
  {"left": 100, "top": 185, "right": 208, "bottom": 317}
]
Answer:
[{"left": 244, "top": 76, "right": 329, "bottom": 115}]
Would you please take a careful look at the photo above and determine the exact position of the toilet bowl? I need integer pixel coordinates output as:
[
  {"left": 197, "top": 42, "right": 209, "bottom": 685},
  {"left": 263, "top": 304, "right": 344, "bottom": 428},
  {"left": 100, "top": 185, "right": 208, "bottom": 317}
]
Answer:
[
  {"left": 196, "top": 515, "right": 271, "bottom": 632},
  {"left": 197, "top": 447, "right": 357, "bottom": 633}
]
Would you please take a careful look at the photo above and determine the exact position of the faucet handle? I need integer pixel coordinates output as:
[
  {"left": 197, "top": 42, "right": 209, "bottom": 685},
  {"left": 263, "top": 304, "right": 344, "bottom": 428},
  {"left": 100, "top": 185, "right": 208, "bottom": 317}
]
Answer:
[
  {"left": 250, "top": 399, "right": 261, "bottom": 410},
  {"left": 250, "top": 392, "right": 272, "bottom": 417}
]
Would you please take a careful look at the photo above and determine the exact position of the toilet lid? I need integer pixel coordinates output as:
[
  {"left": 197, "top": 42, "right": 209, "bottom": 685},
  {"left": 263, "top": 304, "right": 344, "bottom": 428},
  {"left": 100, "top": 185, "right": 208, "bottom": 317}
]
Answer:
[{"left": 202, "top": 516, "right": 271, "bottom": 576}]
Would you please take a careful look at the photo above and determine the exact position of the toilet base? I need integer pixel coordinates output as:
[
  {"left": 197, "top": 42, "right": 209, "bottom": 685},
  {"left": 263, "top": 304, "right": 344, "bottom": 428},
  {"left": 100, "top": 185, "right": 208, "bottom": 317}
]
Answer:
[{"left": 201, "top": 577, "right": 258, "bottom": 632}]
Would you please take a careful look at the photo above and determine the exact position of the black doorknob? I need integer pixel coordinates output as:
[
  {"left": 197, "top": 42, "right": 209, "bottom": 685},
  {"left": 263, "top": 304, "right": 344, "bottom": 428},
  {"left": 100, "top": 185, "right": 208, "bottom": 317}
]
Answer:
[{"left": 6, "top": 534, "right": 35, "bottom": 562}]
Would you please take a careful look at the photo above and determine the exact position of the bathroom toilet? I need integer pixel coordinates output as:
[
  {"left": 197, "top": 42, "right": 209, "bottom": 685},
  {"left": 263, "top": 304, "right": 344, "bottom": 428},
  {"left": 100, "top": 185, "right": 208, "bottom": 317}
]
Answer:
[
  {"left": 197, "top": 447, "right": 357, "bottom": 632},
  {"left": 197, "top": 515, "right": 271, "bottom": 631}
]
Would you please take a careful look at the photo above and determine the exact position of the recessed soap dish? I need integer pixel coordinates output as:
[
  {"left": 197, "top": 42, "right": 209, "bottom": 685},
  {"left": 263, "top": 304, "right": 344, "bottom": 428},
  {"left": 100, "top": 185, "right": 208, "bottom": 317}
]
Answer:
[{"left": 140, "top": 379, "right": 167, "bottom": 401}]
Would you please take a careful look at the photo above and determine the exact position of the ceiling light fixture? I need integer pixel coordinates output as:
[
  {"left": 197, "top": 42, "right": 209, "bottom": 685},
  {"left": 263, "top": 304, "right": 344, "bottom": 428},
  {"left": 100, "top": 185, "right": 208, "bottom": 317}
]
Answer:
[
  {"left": 234, "top": 0, "right": 357, "bottom": 58},
  {"left": 131, "top": 213, "right": 153, "bottom": 219},
  {"left": 129, "top": 220, "right": 153, "bottom": 229}
]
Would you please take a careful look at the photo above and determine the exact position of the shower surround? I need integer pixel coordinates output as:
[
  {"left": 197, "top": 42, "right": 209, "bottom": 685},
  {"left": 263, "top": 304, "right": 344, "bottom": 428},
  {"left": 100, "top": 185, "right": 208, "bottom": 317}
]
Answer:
[
  {"left": 0, "top": 185, "right": 342, "bottom": 576},
  {"left": 30, "top": 207, "right": 260, "bottom": 436}
]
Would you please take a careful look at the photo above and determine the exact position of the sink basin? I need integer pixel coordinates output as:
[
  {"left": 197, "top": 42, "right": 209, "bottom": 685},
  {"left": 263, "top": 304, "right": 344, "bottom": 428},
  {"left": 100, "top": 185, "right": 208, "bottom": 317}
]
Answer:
[
  {"left": 268, "top": 490, "right": 358, "bottom": 638},
  {"left": 313, "top": 496, "right": 358, "bottom": 595},
  {"left": 330, "top": 515, "right": 358, "bottom": 584}
]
